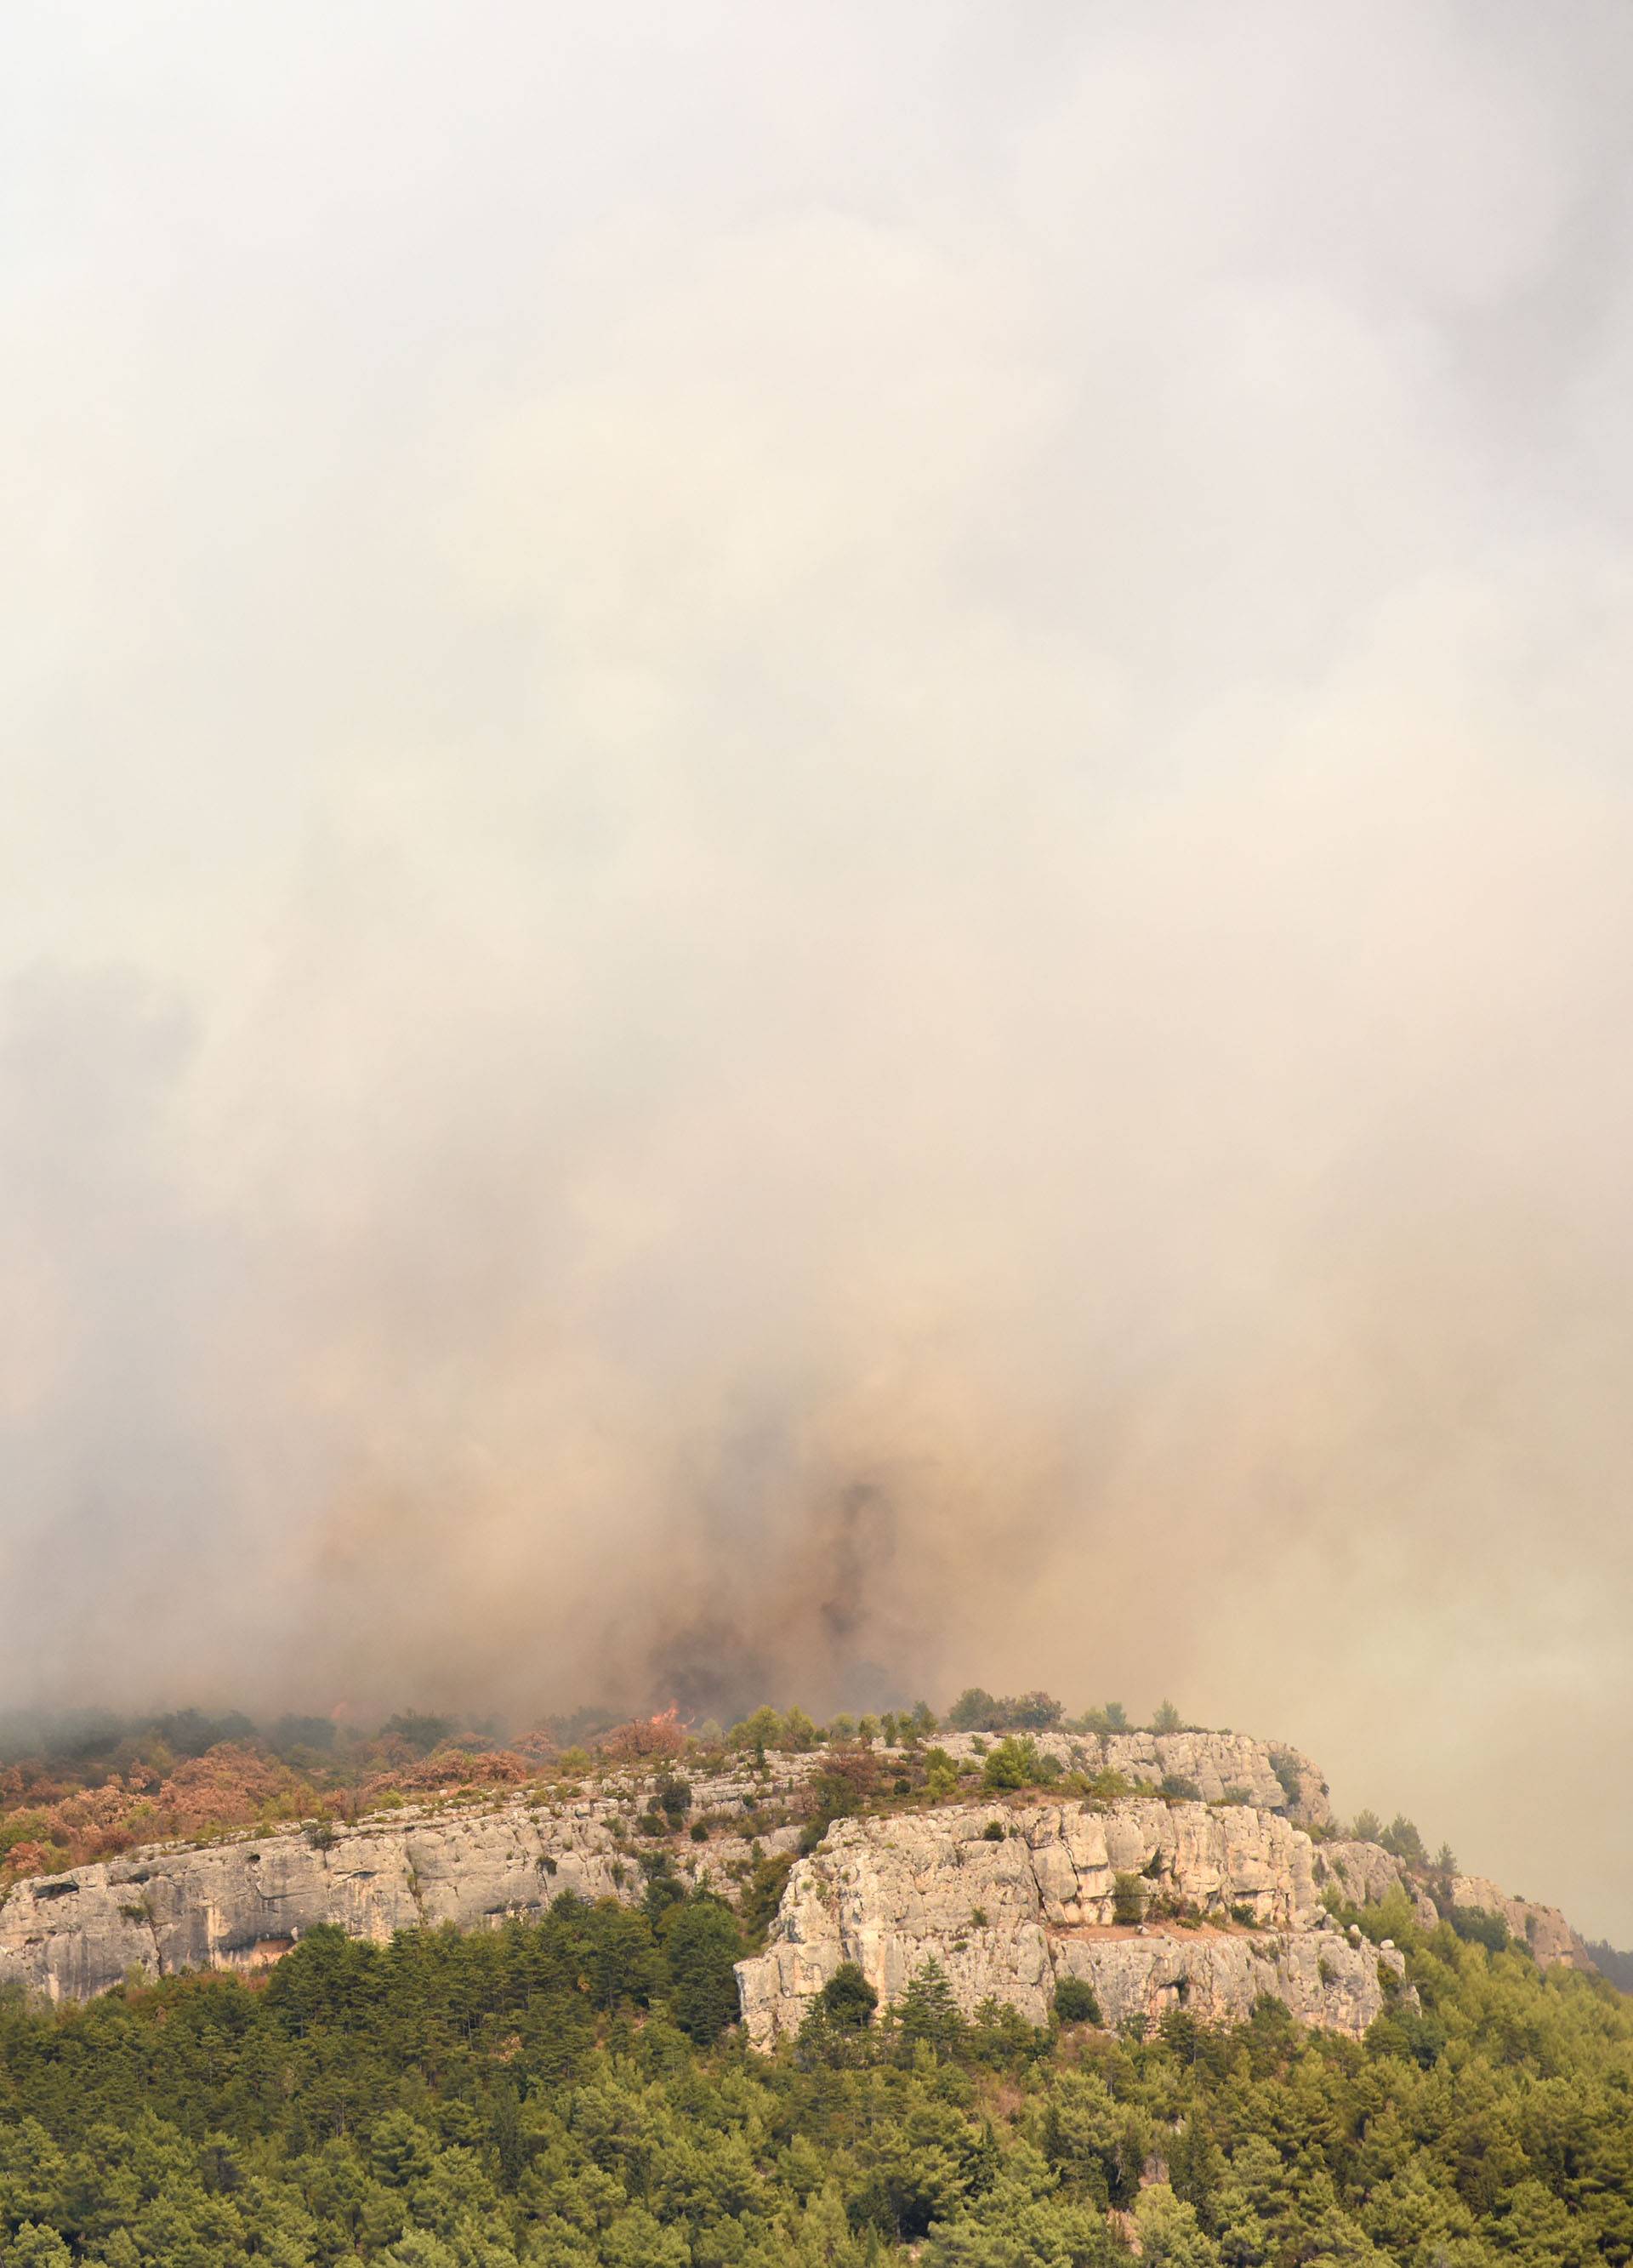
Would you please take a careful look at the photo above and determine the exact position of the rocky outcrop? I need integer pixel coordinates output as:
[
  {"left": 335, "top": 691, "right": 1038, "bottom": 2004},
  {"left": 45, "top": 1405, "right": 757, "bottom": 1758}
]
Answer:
[
  {"left": 1102, "top": 1732, "right": 1329, "bottom": 1826},
  {"left": 934, "top": 1731, "right": 1331, "bottom": 1826},
  {"left": 1317, "top": 1840, "right": 1439, "bottom": 1929},
  {"left": 0, "top": 1770, "right": 800, "bottom": 2006},
  {"left": 1452, "top": 1875, "right": 1590, "bottom": 1970},
  {"left": 1050, "top": 1930, "right": 1391, "bottom": 2038},
  {"left": 736, "top": 1799, "right": 1406, "bottom": 2046},
  {"left": 1311, "top": 1845, "right": 1590, "bottom": 1968}
]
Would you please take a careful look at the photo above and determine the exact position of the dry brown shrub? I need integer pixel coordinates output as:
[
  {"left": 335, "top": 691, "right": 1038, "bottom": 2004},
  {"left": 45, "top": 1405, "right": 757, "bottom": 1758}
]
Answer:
[
  {"left": 55, "top": 1784, "right": 136, "bottom": 1834},
  {"left": 511, "top": 1730, "right": 560, "bottom": 1766},
  {"left": 600, "top": 1707, "right": 686, "bottom": 1762},
  {"left": 360, "top": 1747, "right": 538, "bottom": 1801},
  {"left": 156, "top": 1746, "right": 306, "bottom": 1835}
]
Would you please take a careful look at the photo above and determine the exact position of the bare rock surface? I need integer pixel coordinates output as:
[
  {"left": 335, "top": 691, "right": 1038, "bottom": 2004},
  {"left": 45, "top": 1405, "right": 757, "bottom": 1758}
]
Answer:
[
  {"left": 736, "top": 1799, "right": 1403, "bottom": 2045},
  {"left": 1049, "top": 1930, "right": 1393, "bottom": 2039},
  {"left": 1451, "top": 1874, "right": 1591, "bottom": 1970},
  {"left": 1317, "top": 1841, "right": 1440, "bottom": 1928},
  {"left": 934, "top": 1731, "right": 1331, "bottom": 1825}
]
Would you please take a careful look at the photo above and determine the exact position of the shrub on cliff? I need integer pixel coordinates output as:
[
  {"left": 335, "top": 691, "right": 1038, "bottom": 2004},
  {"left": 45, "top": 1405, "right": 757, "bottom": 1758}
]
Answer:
[
  {"left": 734, "top": 1851, "right": 794, "bottom": 1950},
  {"left": 725, "top": 1702, "right": 821, "bottom": 1753},
  {"left": 1052, "top": 1976, "right": 1101, "bottom": 2026},
  {"left": 1268, "top": 1747, "right": 1304, "bottom": 1809},
  {"left": 1112, "top": 1872, "right": 1146, "bottom": 1925},
  {"left": 922, "top": 1747, "right": 960, "bottom": 1800},
  {"left": 1448, "top": 1904, "right": 1509, "bottom": 1953},
  {"left": 653, "top": 1771, "right": 691, "bottom": 1825},
  {"left": 947, "top": 1689, "right": 1063, "bottom": 1734},
  {"left": 802, "top": 1749, "right": 881, "bottom": 1850},
  {"left": 601, "top": 1707, "right": 687, "bottom": 1762},
  {"left": 946, "top": 1688, "right": 1003, "bottom": 1731},
  {"left": 1349, "top": 1883, "right": 1421, "bottom": 1949},
  {"left": 727, "top": 1705, "right": 783, "bottom": 1752},
  {"left": 813, "top": 1961, "right": 879, "bottom": 2030},
  {"left": 982, "top": 1737, "right": 1043, "bottom": 1792}
]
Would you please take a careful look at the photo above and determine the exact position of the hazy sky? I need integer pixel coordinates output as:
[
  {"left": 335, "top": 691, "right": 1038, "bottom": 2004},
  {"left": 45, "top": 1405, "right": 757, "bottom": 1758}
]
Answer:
[{"left": 3, "top": 3, "right": 1632, "bottom": 1938}]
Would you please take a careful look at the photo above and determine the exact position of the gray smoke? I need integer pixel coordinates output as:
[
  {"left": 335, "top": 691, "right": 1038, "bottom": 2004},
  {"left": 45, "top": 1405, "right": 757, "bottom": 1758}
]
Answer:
[{"left": 3, "top": 0, "right": 1632, "bottom": 1937}]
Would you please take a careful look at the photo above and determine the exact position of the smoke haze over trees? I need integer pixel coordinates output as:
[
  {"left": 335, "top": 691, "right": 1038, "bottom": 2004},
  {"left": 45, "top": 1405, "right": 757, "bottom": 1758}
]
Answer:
[{"left": 3, "top": 3, "right": 1633, "bottom": 1938}]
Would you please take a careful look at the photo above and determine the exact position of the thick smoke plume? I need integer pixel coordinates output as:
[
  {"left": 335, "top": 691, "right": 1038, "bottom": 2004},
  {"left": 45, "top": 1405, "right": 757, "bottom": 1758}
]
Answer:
[{"left": 3, "top": 2, "right": 1632, "bottom": 1935}]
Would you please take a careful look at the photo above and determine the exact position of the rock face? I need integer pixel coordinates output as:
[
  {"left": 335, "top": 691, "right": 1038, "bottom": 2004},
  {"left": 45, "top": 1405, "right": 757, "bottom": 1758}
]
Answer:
[
  {"left": 1317, "top": 1841, "right": 1440, "bottom": 1929},
  {"left": 935, "top": 1731, "right": 1331, "bottom": 1826},
  {"left": 1452, "top": 1875, "right": 1591, "bottom": 1970},
  {"left": 735, "top": 1799, "right": 1405, "bottom": 2046},
  {"left": 1310, "top": 1846, "right": 1590, "bottom": 1968},
  {"left": 0, "top": 1731, "right": 1585, "bottom": 2030},
  {"left": 0, "top": 1771, "right": 800, "bottom": 2007}
]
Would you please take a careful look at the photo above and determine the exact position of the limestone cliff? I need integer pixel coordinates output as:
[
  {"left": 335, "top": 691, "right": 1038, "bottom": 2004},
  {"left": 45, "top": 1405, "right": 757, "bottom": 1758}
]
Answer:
[
  {"left": 1450, "top": 1873, "right": 1590, "bottom": 1969},
  {"left": 0, "top": 1726, "right": 1588, "bottom": 2033},
  {"left": 1316, "top": 1839, "right": 1440, "bottom": 1928},
  {"left": 0, "top": 1767, "right": 799, "bottom": 2006},
  {"left": 1310, "top": 1843, "right": 1590, "bottom": 1969},
  {"left": 935, "top": 1730, "right": 1331, "bottom": 1825},
  {"left": 735, "top": 1799, "right": 1403, "bottom": 2046}
]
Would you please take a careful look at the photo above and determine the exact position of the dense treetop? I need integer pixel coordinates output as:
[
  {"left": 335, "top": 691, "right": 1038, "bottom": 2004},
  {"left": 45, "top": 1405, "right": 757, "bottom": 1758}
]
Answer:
[{"left": 1, "top": 1859, "right": 1631, "bottom": 2265}]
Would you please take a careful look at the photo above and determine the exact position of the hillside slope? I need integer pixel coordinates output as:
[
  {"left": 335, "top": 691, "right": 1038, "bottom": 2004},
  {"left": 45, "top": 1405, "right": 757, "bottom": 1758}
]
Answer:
[
  {"left": 0, "top": 1721, "right": 1592, "bottom": 2037},
  {"left": 1, "top": 1866, "right": 1630, "bottom": 2266}
]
